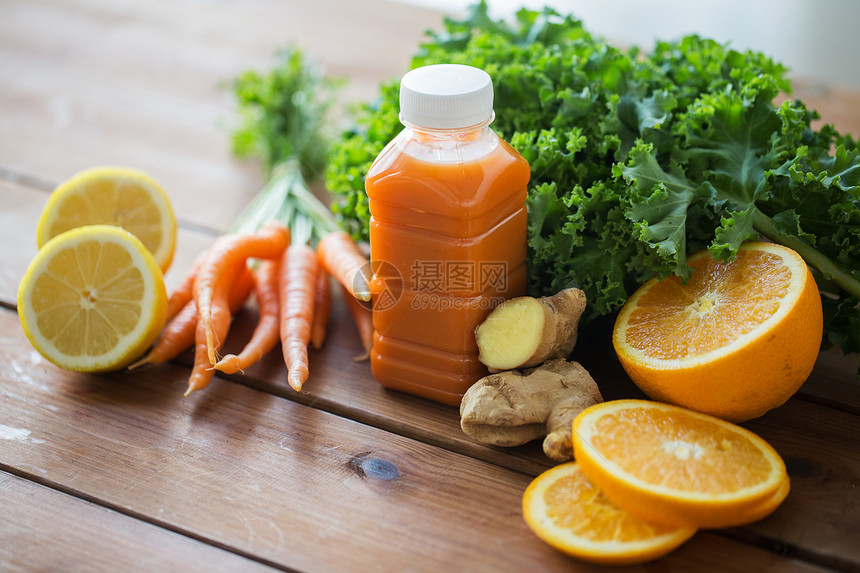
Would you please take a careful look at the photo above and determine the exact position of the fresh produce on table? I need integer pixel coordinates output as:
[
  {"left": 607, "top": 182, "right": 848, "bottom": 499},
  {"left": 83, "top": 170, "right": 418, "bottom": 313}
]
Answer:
[
  {"left": 571, "top": 400, "right": 790, "bottom": 529},
  {"left": 463, "top": 285, "right": 599, "bottom": 461},
  {"left": 277, "top": 243, "right": 321, "bottom": 391},
  {"left": 316, "top": 230, "right": 371, "bottom": 302},
  {"left": 20, "top": 165, "right": 177, "bottom": 373},
  {"left": 337, "top": 282, "right": 374, "bottom": 361},
  {"left": 460, "top": 357, "right": 602, "bottom": 462},
  {"left": 187, "top": 259, "right": 249, "bottom": 395},
  {"left": 36, "top": 166, "right": 177, "bottom": 273},
  {"left": 130, "top": 46, "right": 373, "bottom": 393},
  {"left": 127, "top": 220, "right": 343, "bottom": 396},
  {"left": 226, "top": 45, "right": 374, "bottom": 368},
  {"left": 134, "top": 223, "right": 293, "bottom": 395},
  {"left": 523, "top": 398, "right": 791, "bottom": 564},
  {"left": 309, "top": 267, "right": 332, "bottom": 350},
  {"left": 214, "top": 258, "right": 281, "bottom": 375},
  {"left": 613, "top": 241, "right": 823, "bottom": 422},
  {"left": 522, "top": 461, "right": 696, "bottom": 565},
  {"left": 475, "top": 287, "right": 587, "bottom": 372},
  {"left": 18, "top": 225, "right": 168, "bottom": 372},
  {"left": 129, "top": 264, "right": 255, "bottom": 371},
  {"left": 193, "top": 223, "right": 291, "bottom": 365},
  {"left": 325, "top": 0, "right": 860, "bottom": 369}
]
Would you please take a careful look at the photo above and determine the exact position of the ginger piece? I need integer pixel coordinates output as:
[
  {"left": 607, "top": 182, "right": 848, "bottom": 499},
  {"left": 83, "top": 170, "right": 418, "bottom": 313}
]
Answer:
[
  {"left": 459, "top": 358, "right": 603, "bottom": 461},
  {"left": 475, "top": 287, "right": 587, "bottom": 372}
]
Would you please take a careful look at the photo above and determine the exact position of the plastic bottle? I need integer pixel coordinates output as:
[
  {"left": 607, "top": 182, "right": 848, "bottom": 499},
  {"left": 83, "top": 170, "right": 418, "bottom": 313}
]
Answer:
[{"left": 365, "top": 64, "right": 530, "bottom": 406}]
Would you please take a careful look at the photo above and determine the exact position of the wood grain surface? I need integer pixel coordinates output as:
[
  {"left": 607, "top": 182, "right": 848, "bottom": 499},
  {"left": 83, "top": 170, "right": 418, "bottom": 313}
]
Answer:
[
  {"left": 2, "top": 473, "right": 282, "bottom": 573},
  {"left": 0, "top": 306, "right": 845, "bottom": 573}
]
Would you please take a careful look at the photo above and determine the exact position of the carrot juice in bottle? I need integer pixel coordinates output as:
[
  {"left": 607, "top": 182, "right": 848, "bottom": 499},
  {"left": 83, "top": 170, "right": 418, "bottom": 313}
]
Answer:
[{"left": 365, "top": 64, "right": 529, "bottom": 406}]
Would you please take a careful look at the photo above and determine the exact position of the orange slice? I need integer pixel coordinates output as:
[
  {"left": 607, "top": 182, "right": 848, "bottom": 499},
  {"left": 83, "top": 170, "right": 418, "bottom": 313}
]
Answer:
[
  {"left": 522, "top": 462, "right": 696, "bottom": 565},
  {"left": 735, "top": 475, "right": 790, "bottom": 526},
  {"left": 572, "top": 400, "right": 789, "bottom": 529},
  {"left": 613, "top": 241, "right": 823, "bottom": 422}
]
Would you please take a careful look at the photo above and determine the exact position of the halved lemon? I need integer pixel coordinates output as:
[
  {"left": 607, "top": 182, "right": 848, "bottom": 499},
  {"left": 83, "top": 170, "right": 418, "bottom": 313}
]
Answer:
[
  {"left": 522, "top": 462, "right": 697, "bottom": 565},
  {"left": 572, "top": 400, "right": 789, "bottom": 529},
  {"left": 37, "top": 166, "right": 177, "bottom": 273},
  {"left": 18, "top": 225, "right": 168, "bottom": 372}
]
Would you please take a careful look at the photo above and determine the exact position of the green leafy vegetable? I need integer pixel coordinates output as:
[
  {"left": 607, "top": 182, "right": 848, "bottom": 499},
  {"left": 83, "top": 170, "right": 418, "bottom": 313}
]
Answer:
[
  {"left": 325, "top": 1, "right": 860, "bottom": 360},
  {"left": 230, "top": 46, "right": 339, "bottom": 245}
]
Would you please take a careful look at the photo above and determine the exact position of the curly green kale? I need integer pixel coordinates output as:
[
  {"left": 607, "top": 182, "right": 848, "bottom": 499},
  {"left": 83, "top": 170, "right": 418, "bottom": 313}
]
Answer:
[{"left": 324, "top": 1, "right": 860, "bottom": 357}]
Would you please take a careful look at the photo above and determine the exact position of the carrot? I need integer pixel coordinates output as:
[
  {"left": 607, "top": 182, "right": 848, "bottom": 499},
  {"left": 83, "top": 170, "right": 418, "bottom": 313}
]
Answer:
[
  {"left": 229, "top": 265, "right": 257, "bottom": 311},
  {"left": 339, "top": 283, "right": 374, "bottom": 361},
  {"left": 195, "top": 223, "right": 290, "bottom": 364},
  {"left": 128, "top": 266, "right": 254, "bottom": 370},
  {"left": 165, "top": 249, "right": 208, "bottom": 323},
  {"left": 278, "top": 243, "right": 318, "bottom": 391},
  {"left": 309, "top": 265, "right": 331, "bottom": 350},
  {"left": 129, "top": 300, "right": 198, "bottom": 371},
  {"left": 185, "top": 261, "right": 245, "bottom": 396},
  {"left": 185, "top": 314, "right": 217, "bottom": 396},
  {"left": 214, "top": 258, "right": 281, "bottom": 374},
  {"left": 317, "top": 230, "right": 371, "bottom": 302}
]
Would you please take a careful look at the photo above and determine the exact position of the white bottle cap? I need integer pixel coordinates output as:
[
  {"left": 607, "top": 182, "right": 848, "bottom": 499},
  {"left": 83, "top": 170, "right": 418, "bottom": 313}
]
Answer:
[{"left": 399, "top": 64, "right": 494, "bottom": 129}]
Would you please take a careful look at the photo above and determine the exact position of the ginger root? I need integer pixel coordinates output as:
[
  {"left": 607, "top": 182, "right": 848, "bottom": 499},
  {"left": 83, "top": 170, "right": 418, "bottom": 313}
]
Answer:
[
  {"left": 459, "top": 358, "right": 603, "bottom": 461},
  {"left": 475, "top": 287, "right": 586, "bottom": 372}
]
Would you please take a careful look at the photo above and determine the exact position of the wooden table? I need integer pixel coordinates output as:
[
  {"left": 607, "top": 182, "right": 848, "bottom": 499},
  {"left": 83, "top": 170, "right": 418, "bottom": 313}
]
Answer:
[{"left": 1, "top": 1, "right": 858, "bottom": 571}]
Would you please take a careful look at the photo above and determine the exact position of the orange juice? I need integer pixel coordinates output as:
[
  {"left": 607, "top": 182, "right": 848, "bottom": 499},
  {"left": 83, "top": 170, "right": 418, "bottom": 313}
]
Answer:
[{"left": 365, "top": 64, "right": 529, "bottom": 406}]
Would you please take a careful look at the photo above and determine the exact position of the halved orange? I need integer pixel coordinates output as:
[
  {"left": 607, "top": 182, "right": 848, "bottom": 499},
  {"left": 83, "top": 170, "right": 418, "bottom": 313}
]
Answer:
[
  {"left": 613, "top": 241, "right": 823, "bottom": 422},
  {"left": 572, "top": 400, "right": 789, "bottom": 529},
  {"left": 523, "top": 462, "right": 696, "bottom": 565}
]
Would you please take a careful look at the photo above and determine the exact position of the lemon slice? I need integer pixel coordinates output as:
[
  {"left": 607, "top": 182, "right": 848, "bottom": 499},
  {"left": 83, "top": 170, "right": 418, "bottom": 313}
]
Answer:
[
  {"left": 18, "top": 225, "right": 168, "bottom": 372},
  {"left": 37, "top": 166, "right": 177, "bottom": 273}
]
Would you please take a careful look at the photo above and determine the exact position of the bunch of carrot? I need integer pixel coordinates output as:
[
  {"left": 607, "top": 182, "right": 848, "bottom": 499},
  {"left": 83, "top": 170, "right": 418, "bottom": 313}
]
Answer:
[{"left": 130, "top": 223, "right": 374, "bottom": 396}]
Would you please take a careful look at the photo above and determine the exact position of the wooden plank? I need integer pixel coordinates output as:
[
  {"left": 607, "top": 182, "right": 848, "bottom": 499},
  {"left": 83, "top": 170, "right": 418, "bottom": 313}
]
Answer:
[
  {"left": 0, "top": 180, "right": 42, "bottom": 306},
  {"left": 0, "top": 307, "right": 839, "bottom": 573},
  {"left": 0, "top": 0, "right": 444, "bottom": 231},
  {"left": 740, "top": 400, "right": 860, "bottom": 572},
  {"left": 793, "top": 79, "right": 860, "bottom": 137},
  {"left": 207, "top": 305, "right": 860, "bottom": 569},
  {"left": 799, "top": 348, "right": 860, "bottom": 415},
  {"left": 0, "top": 471, "right": 281, "bottom": 573}
]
